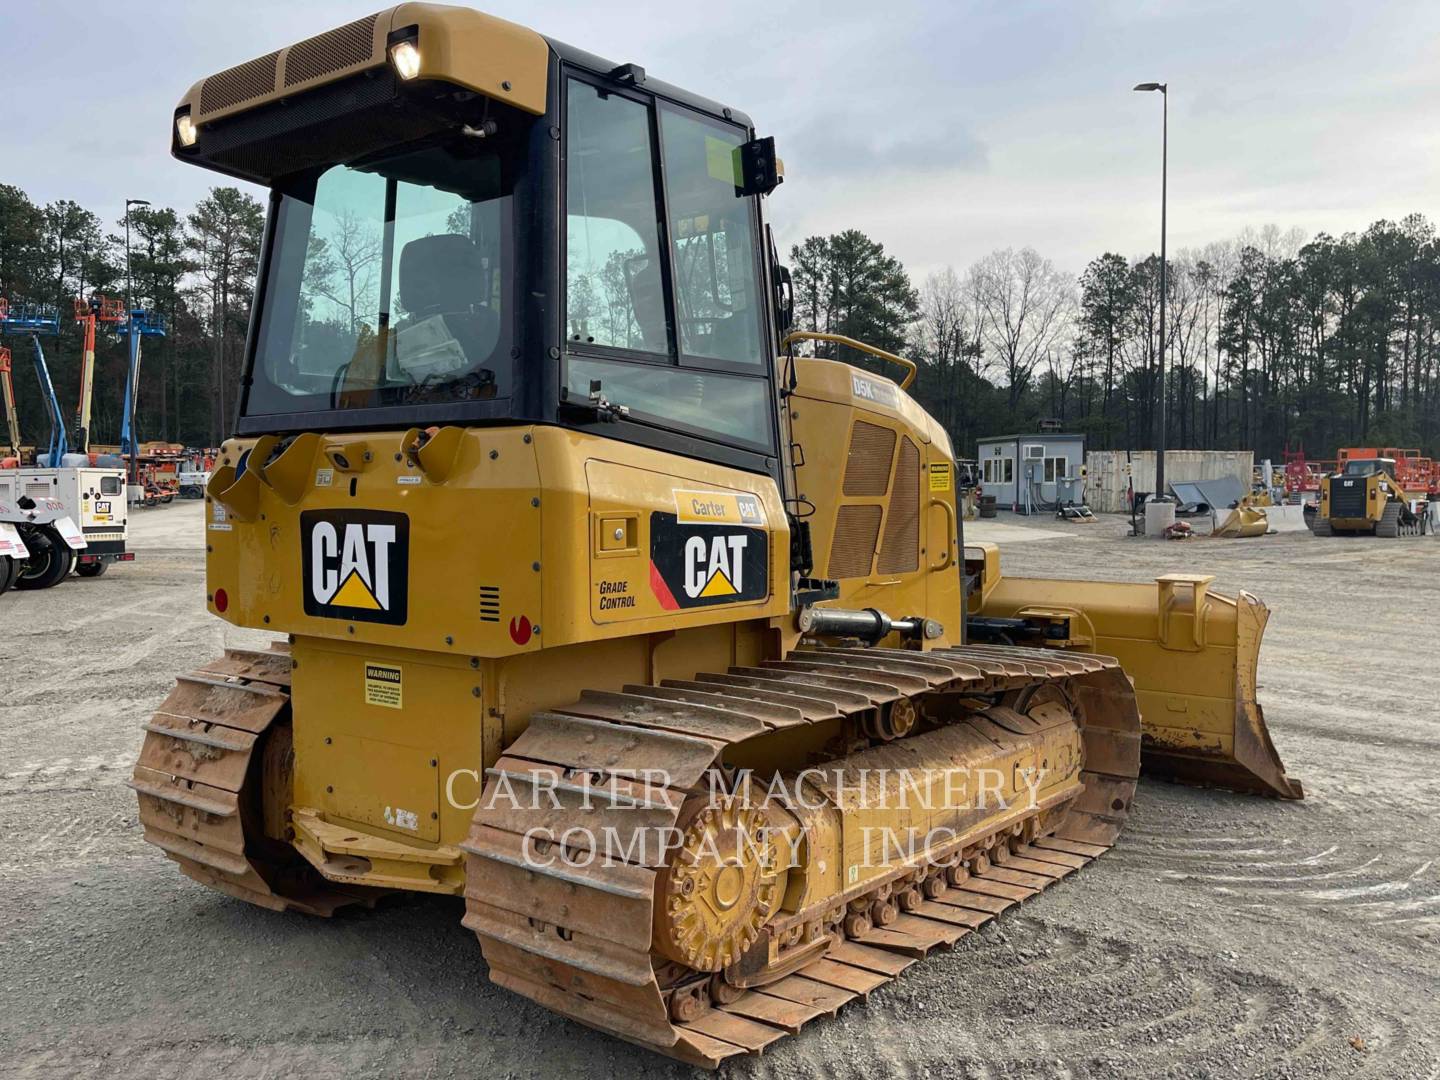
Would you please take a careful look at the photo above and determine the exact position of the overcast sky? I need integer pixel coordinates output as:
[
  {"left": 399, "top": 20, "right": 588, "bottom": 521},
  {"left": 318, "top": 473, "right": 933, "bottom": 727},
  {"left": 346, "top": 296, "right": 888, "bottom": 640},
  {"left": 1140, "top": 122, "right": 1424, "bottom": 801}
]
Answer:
[{"left": 5, "top": 0, "right": 1438, "bottom": 278}]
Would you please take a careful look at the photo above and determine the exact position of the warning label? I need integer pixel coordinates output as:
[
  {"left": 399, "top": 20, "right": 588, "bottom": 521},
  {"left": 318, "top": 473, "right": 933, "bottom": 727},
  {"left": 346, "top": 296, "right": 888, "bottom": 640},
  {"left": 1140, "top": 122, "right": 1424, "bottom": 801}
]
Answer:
[
  {"left": 364, "top": 662, "right": 403, "bottom": 709},
  {"left": 929, "top": 462, "right": 952, "bottom": 492}
]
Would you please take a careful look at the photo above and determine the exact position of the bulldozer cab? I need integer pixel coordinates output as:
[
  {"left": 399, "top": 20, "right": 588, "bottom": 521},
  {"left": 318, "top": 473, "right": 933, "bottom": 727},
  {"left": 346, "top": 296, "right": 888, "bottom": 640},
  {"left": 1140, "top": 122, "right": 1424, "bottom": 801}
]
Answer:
[{"left": 181, "top": 5, "right": 785, "bottom": 479}]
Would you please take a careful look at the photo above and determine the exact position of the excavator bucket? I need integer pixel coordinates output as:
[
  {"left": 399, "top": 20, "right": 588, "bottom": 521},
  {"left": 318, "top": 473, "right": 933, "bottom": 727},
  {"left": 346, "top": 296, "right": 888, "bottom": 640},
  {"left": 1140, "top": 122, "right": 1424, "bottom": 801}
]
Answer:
[{"left": 967, "top": 545, "right": 1302, "bottom": 799}]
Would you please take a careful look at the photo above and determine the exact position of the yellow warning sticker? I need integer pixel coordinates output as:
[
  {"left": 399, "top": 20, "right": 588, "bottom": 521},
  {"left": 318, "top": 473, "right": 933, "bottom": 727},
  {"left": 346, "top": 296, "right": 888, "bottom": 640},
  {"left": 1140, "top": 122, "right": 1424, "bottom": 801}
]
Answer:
[
  {"left": 674, "top": 490, "right": 767, "bottom": 527},
  {"left": 364, "top": 662, "right": 403, "bottom": 709},
  {"left": 929, "top": 462, "right": 952, "bottom": 492}
]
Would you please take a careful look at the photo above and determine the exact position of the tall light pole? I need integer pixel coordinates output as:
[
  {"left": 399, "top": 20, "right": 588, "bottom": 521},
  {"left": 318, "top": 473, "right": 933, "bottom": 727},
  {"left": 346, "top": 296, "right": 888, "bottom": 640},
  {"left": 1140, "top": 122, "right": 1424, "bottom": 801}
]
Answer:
[
  {"left": 1133, "top": 82, "right": 1168, "bottom": 500},
  {"left": 123, "top": 198, "right": 151, "bottom": 316}
]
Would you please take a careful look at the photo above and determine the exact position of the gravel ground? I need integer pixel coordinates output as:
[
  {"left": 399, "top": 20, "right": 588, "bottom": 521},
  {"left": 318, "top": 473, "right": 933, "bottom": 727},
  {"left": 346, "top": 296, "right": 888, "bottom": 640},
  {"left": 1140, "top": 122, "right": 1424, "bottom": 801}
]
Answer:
[{"left": 2, "top": 502, "right": 1437, "bottom": 1079}]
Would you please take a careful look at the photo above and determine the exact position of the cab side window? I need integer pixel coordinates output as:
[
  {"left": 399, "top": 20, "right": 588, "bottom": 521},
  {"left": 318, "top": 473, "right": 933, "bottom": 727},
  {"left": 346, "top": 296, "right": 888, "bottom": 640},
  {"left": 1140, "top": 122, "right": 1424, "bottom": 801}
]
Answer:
[
  {"left": 565, "top": 83, "right": 669, "bottom": 354},
  {"left": 659, "top": 107, "right": 764, "bottom": 367},
  {"left": 562, "top": 76, "right": 775, "bottom": 453}
]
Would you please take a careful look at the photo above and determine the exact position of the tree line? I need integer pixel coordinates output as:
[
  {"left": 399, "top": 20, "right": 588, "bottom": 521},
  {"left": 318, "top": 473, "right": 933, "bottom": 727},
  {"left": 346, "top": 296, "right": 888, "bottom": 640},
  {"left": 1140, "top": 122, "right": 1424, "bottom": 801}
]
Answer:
[
  {"left": 792, "top": 219, "right": 1440, "bottom": 459},
  {"left": 0, "top": 183, "right": 262, "bottom": 450},
  {"left": 4, "top": 177, "right": 1436, "bottom": 460}
]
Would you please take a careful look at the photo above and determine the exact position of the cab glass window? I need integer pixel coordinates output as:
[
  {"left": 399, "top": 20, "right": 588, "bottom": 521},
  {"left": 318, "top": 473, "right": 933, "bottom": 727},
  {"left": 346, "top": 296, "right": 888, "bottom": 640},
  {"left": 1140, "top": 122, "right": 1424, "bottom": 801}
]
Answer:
[
  {"left": 566, "top": 357, "right": 770, "bottom": 447},
  {"left": 562, "top": 77, "right": 774, "bottom": 454},
  {"left": 565, "top": 82, "right": 669, "bottom": 354},
  {"left": 249, "top": 140, "right": 516, "bottom": 415},
  {"left": 1343, "top": 459, "right": 1387, "bottom": 476},
  {"left": 659, "top": 108, "right": 764, "bottom": 367}
]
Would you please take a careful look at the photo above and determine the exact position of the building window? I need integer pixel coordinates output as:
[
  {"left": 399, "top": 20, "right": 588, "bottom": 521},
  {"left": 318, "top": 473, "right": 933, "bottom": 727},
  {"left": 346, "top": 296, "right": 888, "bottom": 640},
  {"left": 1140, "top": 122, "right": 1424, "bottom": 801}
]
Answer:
[
  {"left": 1044, "top": 456, "right": 1067, "bottom": 483},
  {"left": 986, "top": 458, "right": 1014, "bottom": 485}
]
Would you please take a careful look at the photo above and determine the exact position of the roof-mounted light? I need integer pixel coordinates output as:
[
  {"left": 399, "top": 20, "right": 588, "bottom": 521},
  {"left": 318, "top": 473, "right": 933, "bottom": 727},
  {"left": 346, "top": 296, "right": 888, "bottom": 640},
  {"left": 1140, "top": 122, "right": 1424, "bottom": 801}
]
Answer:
[
  {"left": 175, "top": 111, "right": 197, "bottom": 147},
  {"left": 390, "top": 39, "right": 421, "bottom": 81}
]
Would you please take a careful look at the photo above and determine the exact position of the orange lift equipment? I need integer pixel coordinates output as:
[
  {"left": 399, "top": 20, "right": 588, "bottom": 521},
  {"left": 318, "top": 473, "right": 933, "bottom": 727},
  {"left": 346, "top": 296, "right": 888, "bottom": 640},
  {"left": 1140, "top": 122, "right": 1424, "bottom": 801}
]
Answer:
[{"left": 72, "top": 295, "right": 126, "bottom": 457}]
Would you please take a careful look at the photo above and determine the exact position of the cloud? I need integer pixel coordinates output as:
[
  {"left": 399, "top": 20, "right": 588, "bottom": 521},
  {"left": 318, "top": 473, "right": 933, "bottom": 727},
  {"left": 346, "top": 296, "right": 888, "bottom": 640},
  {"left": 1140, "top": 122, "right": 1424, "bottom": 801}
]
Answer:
[
  {"left": 781, "top": 112, "right": 988, "bottom": 180},
  {"left": 7, "top": 0, "right": 1440, "bottom": 280}
]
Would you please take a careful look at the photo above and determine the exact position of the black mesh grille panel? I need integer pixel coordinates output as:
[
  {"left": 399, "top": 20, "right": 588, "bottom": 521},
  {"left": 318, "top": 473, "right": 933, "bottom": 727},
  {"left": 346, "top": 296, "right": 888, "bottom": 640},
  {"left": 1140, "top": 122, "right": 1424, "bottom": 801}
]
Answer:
[
  {"left": 283, "top": 13, "right": 381, "bottom": 87},
  {"left": 200, "top": 51, "right": 280, "bottom": 115},
  {"left": 1329, "top": 477, "right": 1368, "bottom": 518},
  {"left": 190, "top": 71, "right": 441, "bottom": 185}
]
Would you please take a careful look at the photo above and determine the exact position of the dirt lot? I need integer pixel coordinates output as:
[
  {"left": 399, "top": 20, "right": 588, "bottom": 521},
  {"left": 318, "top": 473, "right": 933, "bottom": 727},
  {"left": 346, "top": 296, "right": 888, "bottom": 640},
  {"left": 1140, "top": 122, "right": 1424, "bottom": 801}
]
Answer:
[{"left": 2, "top": 502, "right": 1437, "bottom": 1078}]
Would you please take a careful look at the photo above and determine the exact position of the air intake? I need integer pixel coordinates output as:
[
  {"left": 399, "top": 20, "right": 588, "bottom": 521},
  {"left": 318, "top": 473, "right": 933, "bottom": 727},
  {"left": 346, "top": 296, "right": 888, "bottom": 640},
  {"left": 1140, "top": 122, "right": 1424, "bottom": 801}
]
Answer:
[
  {"left": 199, "top": 51, "right": 280, "bottom": 115},
  {"left": 480, "top": 585, "right": 501, "bottom": 623},
  {"left": 283, "top": 13, "right": 382, "bottom": 88},
  {"left": 842, "top": 421, "right": 896, "bottom": 496},
  {"left": 878, "top": 437, "right": 920, "bottom": 574},
  {"left": 827, "top": 505, "right": 881, "bottom": 579}
]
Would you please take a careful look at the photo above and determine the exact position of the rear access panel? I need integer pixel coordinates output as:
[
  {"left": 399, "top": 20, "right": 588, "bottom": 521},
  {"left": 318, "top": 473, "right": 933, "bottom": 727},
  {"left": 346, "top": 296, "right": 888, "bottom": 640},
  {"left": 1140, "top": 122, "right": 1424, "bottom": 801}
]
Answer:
[
  {"left": 290, "top": 639, "right": 485, "bottom": 846},
  {"left": 321, "top": 733, "right": 440, "bottom": 842}
]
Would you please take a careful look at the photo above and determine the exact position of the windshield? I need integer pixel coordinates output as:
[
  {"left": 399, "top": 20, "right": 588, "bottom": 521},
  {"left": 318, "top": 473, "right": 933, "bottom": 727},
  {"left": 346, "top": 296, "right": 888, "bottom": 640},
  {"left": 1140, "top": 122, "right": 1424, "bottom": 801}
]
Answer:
[
  {"left": 1343, "top": 459, "right": 1392, "bottom": 476},
  {"left": 247, "top": 139, "right": 516, "bottom": 416}
]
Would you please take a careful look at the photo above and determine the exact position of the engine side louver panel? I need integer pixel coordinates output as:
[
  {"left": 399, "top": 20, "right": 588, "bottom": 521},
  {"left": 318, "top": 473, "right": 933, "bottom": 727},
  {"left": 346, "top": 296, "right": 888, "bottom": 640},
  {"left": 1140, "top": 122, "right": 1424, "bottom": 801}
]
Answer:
[
  {"left": 827, "top": 505, "right": 882, "bottom": 579},
  {"left": 842, "top": 421, "right": 897, "bottom": 497},
  {"left": 878, "top": 436, "right": 921, "bottom": 574}
]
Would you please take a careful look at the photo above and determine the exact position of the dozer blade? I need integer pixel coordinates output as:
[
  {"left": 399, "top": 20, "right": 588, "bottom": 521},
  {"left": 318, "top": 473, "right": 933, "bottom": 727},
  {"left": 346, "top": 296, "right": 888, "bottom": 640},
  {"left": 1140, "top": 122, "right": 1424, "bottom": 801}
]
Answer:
[{"left": 972, "top": 572, "right": 1303, "bottom": 799}]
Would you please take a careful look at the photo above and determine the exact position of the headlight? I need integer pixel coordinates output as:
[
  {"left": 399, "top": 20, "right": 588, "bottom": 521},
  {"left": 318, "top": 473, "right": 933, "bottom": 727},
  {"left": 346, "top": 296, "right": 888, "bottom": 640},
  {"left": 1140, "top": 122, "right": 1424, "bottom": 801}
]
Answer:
[
  {"left": 175, "top": 113, "right": 197, "bottom": 147},
  {"left": 389, "top": 40, "right": 421, "bottom": 81}
]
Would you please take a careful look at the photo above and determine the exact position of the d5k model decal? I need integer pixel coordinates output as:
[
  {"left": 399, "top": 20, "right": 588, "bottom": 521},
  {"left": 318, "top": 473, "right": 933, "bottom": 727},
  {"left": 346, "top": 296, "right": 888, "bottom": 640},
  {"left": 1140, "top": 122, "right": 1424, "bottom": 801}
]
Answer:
[
  {"left": 301, "top": 509, "right": 409, "bottom": 625},
  {"left": 649, "top": 511, "right": 768, "bottom": 610}
]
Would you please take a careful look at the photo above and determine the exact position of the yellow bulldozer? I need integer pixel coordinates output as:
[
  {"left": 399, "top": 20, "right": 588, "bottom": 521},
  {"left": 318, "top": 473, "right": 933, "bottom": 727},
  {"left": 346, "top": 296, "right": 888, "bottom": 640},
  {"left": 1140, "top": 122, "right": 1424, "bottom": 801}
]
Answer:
[{"left": 134, "top": 5, "right": 1299, "bottom": 1066}]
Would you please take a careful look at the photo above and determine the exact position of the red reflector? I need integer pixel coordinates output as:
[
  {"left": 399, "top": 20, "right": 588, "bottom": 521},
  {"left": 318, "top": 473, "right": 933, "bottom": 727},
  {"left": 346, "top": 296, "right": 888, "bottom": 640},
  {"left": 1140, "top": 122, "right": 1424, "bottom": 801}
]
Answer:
[
  {"left": 119, "top": 553, "right": 135, "bottom": 561},
  {"left": 214, "top": 588, "right": 229, "bottom": 613}
]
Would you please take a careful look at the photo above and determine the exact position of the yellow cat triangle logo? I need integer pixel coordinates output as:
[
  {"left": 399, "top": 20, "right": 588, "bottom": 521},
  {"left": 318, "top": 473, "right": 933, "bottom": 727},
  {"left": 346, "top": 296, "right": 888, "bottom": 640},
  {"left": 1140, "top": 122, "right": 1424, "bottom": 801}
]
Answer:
[
  {"left": 332, "top": 570, "right": 382, "bottom": 610},
  {"left": 698, "top": 567, "right": 738, "bottom": 598}
]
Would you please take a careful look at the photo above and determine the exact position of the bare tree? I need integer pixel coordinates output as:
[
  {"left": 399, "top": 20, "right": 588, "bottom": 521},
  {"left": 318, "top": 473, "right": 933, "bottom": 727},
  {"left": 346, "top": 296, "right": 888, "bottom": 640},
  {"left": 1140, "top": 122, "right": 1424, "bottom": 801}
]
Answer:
[
  {"left": 309, "top": 209, "right": 382, "bottom": 332},
  {"left": 971, "top": 247, "right": 1075, "bottom": 414},
  {"left": 913, "top": 267, "right": 973, "bottom": 437}
]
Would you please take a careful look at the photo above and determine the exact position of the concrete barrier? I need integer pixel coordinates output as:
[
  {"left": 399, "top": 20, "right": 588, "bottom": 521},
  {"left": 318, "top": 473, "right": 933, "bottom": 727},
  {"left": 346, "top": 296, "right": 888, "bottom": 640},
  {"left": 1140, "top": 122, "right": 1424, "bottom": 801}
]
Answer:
[
  {"left": 1262, "top": 504, "right": 1309, "bottom": 533},
  {"left": 1144, "top": 499, "right": 1176, "bottom": 537}
]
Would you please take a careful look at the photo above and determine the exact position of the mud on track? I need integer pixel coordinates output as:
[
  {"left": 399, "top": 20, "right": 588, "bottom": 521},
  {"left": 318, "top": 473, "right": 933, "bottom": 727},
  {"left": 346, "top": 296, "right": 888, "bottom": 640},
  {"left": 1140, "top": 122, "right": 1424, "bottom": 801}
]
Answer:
[{"left": 1, "top": 503, "right": 1437, "bottom": 1078}]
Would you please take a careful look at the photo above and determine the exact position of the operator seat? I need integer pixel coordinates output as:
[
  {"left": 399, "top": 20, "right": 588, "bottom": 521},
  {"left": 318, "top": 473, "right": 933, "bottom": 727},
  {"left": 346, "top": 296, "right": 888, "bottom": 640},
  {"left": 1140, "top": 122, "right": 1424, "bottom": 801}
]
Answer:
[
  {"left": 395, "top": 233, "right": 500, "bottom": 377},
  {"left": 624, "top": 252, "right": 669, "bottom": 353}
]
